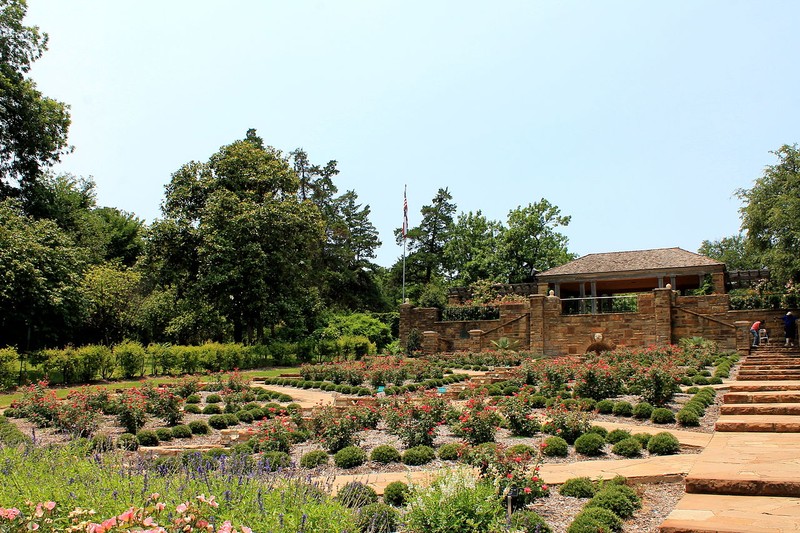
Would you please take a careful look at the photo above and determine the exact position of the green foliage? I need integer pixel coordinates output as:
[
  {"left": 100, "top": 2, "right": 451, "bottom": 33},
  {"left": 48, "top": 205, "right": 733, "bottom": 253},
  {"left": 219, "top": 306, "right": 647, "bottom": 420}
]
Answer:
[
  {"left": 437, "top": 442, "right": 462, "bottom": 461},
  {"left": 404, "top": 468, "right": 504, "bottom": 533},
  {"left": 510, "top": 510, "right": 553, "bottom": 533},
  {"left": 611, "top": 401, "right": 633, "bottom": 417},
  {"left": 355, "top": 502, "right": 399, "bottom": 533},
  {"left": 202, "top": 404, "right": 222, "bottom": 415},
  {"left": 647, "top": 432, "right": 680, "bottom": 455},
  {"left": 402, "top": 445, "right": 436, "bottom": 466},
  {"left": 370, "top": 445, "right": 401, "bottom": 464},
  {"left": 541, "top": 436, "right": 569, "bottom": 457},
  {"left": 632, "top": 402, "right": 653, "bottom": 420},
  {"left": 574, "top": 432, "right": 606, "bottom": 456},
  {"left": 650, "top": 408, "right": 676, "bottom": 424},
  {"left": 596, "top": 399, "right": 614, "bottom": 414},
  {"left": 677, "top": 408, "right": 701, "bottom": 426},
  {"left": 587, "top": 485, "right": 641, "bottom": 519},
  {"left": 136, "top": 429, "right": 159, "bottom": 447},
  {"left": 0, "top": 346, "right": 18, "bottom": 390},
  {"left": 336, "top": 481, "right": 378, "bottom": 508},
  {"left": 117, "top": 432, "right": 138, "bottom": 451},
  {"left": 587, "top": 425, "right": 608, "bottom": 439},
  {"left": 317, "top": 313, "right": 391, "bottom": 351},
  {"left": 334, "top": 446, "right": 367, "bottom": 469},
  {"left": 605, "top": 429, "right": 631, "bottom": 444},
  {"left": 568, "top": 507, "right": 622, "bottom": 533},
  {"left": 188, "top": 420, "right": 210, "bottom": 435},
  {"left": 300, "top": 450, "right": 329, "bottom": 469},
  {"left": 155, "top": 427, "right": 173, "bottom": 442},
  {"left": 559, "top": 477, "right": 597, "bottom": 498},
  {"left": 114, "top": 340, "right": 146, "bottom": 379},
  {"left": 383, "top": 481, "right": 409, "bottom": 507},
  {"left": 171, "top": 425, "right": 192, "bottom": 439},
  {"left": 612, "top": 437, "right": 642, "bottom": 457}
]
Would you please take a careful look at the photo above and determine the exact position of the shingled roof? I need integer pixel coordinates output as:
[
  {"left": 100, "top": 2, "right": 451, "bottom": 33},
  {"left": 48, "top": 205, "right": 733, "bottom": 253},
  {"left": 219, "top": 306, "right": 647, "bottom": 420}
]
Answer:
[{"left": 538, "top": 247, "right": 724, "bottom": 278}]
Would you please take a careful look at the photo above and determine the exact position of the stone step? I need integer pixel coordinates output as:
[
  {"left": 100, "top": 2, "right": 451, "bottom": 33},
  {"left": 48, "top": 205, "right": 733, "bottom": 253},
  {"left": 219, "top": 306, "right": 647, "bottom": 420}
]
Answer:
[
  {"left": 736, "top": 371, "right": 800, "bottom": 380},
  {"left": 723, "top": 391, "right": 800, "bottom": 404},
  {"left": 716, "top": 415, "right": 800, "bottom": 432},
  {"left": 659, "top": 494, "right": 800, "bottom": 533},
  {"left": 740, "top": 363, "right": 800, "bottom": 370},
  {"left": 721, "top": 403, "right": 800, "bottom": 415},
  {"left": 683, "top": 432, "right": 800, "bottom": 496},
  {"left": 728, "top": 381, "right": 800, "bottom": 392}
]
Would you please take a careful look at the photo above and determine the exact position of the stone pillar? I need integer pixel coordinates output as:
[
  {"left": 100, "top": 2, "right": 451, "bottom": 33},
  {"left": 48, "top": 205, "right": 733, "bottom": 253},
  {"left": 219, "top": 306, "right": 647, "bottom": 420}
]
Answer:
[
  {"left": 653, "top": 288, "right": 673, "bottom": 346},
  {"left": 529, "top": 294, "right": 547, "bottom": 355},
  {"left": 399, "top": 303, "right": 413, "bottom": 349},
  {"left": 422, "top": 331, "right": 439, "bottom": 355},
  {"left": 734, "top": 321, "right": 752, "bottom": 354},
  {"left": 711, "top": 271, "right": 726, "bottom": 294},
  {"left": 469, "top": 330, "right": 484, "bottom": 353}
]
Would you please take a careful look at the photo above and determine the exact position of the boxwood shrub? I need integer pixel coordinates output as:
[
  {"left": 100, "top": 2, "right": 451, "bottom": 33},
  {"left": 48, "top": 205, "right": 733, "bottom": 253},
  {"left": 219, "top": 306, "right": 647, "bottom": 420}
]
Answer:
[
  {"left": 300, "top": 450, "right": 329, "bottom": 468},
  {"left": 402, "top": 445, "right": 436, "bottom": 466},
  {"left": 136, "top": 430, "right": 159, "bottom": 447},
  {"left": 612, "top": 401, "right": 633, "bottom": 417},
  {"left": 336, "top": 481, "right": 378, "bottom": 508},
  {"left": 650, "top": 408, "right": 676, "bottom": 424},
  {"left": 383, "top": 481, "right": 409, "bottom": 507},
  {"left": 335, "top": 446, "right": 367, "bottom": 469},
  {"left": 171, "top": 425, "right": 192, "bottom": 439},
  {"left": 559, "top": 476, "right": 597, "bottom": 498},
  {"left": 188, "top": 420, "right": 210, "bottom": 435},
  {"left": 605, "top": 428, "right": 631, "bottom": 444},
  {"left": 371, "top": 445, "right": 401, "bottom": 464},
  {"left": 574, "top": 433, "right": 605, "bottom": 456},
  {"left": 647, "top": 432, "right": 680, "bottom": 455},
  {"left": 611, "top": 437, "right": 642, "bottom": 458},
  {"left": 541, "top": 436, "right": 569, "bottom": 457},
  {"left": 596, "top": 399, "right": 614, "bottom": 414}
]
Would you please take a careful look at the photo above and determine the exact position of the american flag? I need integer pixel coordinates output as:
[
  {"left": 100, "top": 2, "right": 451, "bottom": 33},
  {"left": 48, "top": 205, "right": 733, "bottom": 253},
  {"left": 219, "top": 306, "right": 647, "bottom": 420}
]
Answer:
[{"left": 402, "top": 186, "right": 408, "bottom": 239}]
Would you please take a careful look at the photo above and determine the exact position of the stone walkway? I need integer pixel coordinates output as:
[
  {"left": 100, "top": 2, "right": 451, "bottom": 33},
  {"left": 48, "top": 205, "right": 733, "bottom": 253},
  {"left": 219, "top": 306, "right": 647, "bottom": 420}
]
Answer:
[{"left": 660, "top": 345, "right": 800, "bottom": 532}]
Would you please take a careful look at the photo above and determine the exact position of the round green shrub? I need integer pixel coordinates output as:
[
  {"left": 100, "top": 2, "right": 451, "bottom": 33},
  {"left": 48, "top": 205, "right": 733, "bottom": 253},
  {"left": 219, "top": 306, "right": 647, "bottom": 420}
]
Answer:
[
  {"left": 647, "top": 432, "right": 680, "bottom": 455},
  {"left": 236, "top": 410, "right": 254, "bottom": 424},
  {"left": 612, "top": 401, "right": 633, "bottom": 417},
  {"left": 136, "top": 430, "right": 159, "bottom": 447},
  {"left": 437, "top": 442, "right": 462, "bottom": 461},
  {"left": 155, "top": 428, "right": 173, "bottom": 442},
  {"left": 605, "top": 484, "right": 641, "bottom": 507},
  {"left": 568, "top": 507, "right": 622, "bottom": 533},
  {"left": 383, "top": 481, "right": 409, "bottom": 507},
  {"left": 685, "top": 386, "right": 700, "bottom": 394},
  {"left": 262, "top": 451, "right": 291, "bottom": 469},
  {"left": 300, "top": 450, "right": 329, "bottom": 468},
  {"left": 611, "top": 437, "right": 642, "bottom": 458},
  {"left": 680, "top": 376, "right": 693, "bottom": 386},
  {"left": 587, "top": 489, "right": 637, "bottom": 519},
  {"left": 208, "top": 415, "right": 228, "bottom": 429},
  {"left": 117, "top": 433, "right": 139, "bottom": 451},
  {"left": 90, "top": 432, "right": 115, "bottom": 452},
  {"left": 206, "top": 393, "right": 222, "bottom": 404},
  {"left": 577, "top": 398, "right": 597, "bottom": 412},
  {"left": 335, "top": 446, "right": 367, "bottom": 469},
  {"left": 632, "top": 433, "right": 651, "bottom": 447},
  {"left": 677, "top": 409, "right": 700, "bottom": 426},
  {"left": 188, "top": 420, "right": 210, "bottom": 435},
  {"left": 289, "top": 429, "right": 310, "bottom": 444},
  {"left": 708, "top": 377, "right": 723, "bottom": 385},
  {"left": 605, "top": 428, "right": 631, "bottom": 444},
  {"left": 529, "top": 395, "right": 548, "bottom": 408},
  {"left": 559, "top": 477, "right": 597, "bottom": 498},
  {"left": 185, "top": 394, "right": 201, "bottom": 404},
  {"left": 355, "top": 502, "right": 398, "bottom": 533},
  {"left": 574, "top": 433, "right": 606, "bottom": 456},
  {"left": 508, "top": 443, "right": 536, "bottom": 456},
  {"left": 596, "top": 399, "right": 614, "bottom": 414},
  {"left": 336, "top": 481, "right": 378, "bottom": 508},
  {"left": 171, "top": 425, "right": 192, "bottom": 439},
  {"left": 587, "top": 425, "right": 608, "bottom": 439},
  {"left": 511, "top": 510, "right": 553, "bottom": 533},
  {"left": 632, "top": 402, "right": 653, "bottom": 420},
  {"left": 692, "top": 375, "right": 710, "bottom": 385},
  {"left": 184, "top": 404, "right": 201, "bottom": 414},
  {"left": 370, "top": 445, "right": 401, "bottom": 464},
  {"left": 650, "top": 408, "right": 676, "bottom": 424},
  {"left": 223, "top": 413, "right": 239, "bottom": 426},
  {"left": 682, "top": 401, "right": 704, "bottom": 416},
  {"left": 699, "top": 369, "right": 711, "bottom": 377},
  {"left": 402, "top": 445, "right": 436, "bottom": 465},
  {"left": 202, "top": 404, "right": 222, "bottom": 415},
  {"left": 542, "top": 436, "right": 569, "bottom": 457}
]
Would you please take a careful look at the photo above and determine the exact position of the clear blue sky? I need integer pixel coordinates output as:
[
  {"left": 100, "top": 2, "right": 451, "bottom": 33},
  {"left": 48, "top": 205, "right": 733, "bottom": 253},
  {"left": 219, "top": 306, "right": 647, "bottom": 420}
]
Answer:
[{"left": 26, "top": 1, "right": 800, "bottom": 268}]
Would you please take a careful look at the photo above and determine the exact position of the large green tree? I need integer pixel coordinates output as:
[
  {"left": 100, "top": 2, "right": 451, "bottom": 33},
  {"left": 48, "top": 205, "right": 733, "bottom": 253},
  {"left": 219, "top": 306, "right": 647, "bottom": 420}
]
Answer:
[
  {"left": 399, "top": 187, "right": 456, "bottom": 285},
  {"left": 0, "top": 0, "right": 71, "bottom": 197},
  {"left": 443, "top": 210, "right": 505, "bottom": 285},
  {"left": 698, "top": 234, "right": 760, "bottom": 271},
  {"left": 499, "top": 199, "right": 575, "bottom": 283},
  {"left": 737, "top": 144, "right": 800, "bottom": 284},
  {"left": 148, "top": 131, "right": 326, "bottom": 344}
]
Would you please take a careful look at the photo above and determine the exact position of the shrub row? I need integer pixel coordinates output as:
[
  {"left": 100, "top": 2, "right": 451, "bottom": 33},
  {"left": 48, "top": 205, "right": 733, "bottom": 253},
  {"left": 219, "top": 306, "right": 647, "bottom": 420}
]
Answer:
[{"left": 677, "top": 387, "right": 716, "bottom": 427}]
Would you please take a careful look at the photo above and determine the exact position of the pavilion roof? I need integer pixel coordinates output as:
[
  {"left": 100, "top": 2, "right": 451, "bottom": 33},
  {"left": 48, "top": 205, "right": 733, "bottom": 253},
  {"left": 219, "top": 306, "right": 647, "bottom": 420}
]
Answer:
[{"left": 538, "top": 247, "right": 724, "bottom": 278}]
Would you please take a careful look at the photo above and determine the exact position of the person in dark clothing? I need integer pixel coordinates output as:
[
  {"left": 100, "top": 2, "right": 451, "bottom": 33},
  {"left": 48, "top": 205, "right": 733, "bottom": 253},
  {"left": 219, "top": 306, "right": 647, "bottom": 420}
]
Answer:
[{"left": 782, "top": 312, "right": 797, "bottom": 347}]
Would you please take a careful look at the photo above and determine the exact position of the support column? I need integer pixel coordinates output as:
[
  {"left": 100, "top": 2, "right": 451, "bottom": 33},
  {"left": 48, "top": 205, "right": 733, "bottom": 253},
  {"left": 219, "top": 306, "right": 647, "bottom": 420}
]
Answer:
[
  {"left": 528, "top": 294, "right": 546, "bottom": 355},
  {"left": 653, "top": 288, "right": 673, "bottom": 346},
  {"left": 469, "top": 330, "right": 484, "bottom": 353},
  {"left": 422, "top": 331, "right": 439, "bottom": 355},
  {"left": 590, "top": 281, "right": 597, "bottom": 314},
  {"left": 711, "top": 272, "right": 726, "bottom": 294}
]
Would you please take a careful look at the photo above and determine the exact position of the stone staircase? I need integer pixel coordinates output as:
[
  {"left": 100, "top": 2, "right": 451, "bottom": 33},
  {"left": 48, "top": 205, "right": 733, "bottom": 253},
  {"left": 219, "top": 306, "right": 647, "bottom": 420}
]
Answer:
[{"left": 660, "top": 346, "right": 800, "bottom": 532}]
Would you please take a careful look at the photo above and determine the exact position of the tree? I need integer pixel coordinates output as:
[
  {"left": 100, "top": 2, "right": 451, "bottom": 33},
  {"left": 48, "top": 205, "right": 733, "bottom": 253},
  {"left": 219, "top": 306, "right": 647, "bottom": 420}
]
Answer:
[
  {"left": 80, "top": 264, "right": 141, "bottom": 345},
  {"left": 148, "top": 131, "right": 326, "bottom": 344},
  {"left": 698, "top": 234, "right": 760, "bottom": 271},
  {"left": 0, "top": 0, "right": 71, "bottom": 197},
  {"left": 399, "top": 187, "right": 456, "bottom": 284},
  {"left": 499, "top": 199, "right": 575, "bottom": 283},
  {"left": 737, "top": 144, "right": 800, "bottom": 284},
  {"left": 0, "top": 199, "right": 86, "bottom": 349},
  {"left": 444, "top": 210, "right": 505, "bottom": 285}
]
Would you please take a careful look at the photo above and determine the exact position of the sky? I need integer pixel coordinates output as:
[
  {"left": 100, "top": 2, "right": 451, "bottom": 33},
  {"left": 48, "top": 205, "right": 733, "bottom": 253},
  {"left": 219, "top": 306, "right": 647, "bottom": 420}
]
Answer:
[{"left": 24, "top": 1, "right": 800, "bottom": 268}]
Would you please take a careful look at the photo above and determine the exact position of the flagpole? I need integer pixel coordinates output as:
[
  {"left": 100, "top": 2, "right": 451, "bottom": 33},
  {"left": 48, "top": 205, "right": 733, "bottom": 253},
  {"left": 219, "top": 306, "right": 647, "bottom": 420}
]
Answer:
[{"left": 402, "top": 185, "right": 407, "bottom": 304}]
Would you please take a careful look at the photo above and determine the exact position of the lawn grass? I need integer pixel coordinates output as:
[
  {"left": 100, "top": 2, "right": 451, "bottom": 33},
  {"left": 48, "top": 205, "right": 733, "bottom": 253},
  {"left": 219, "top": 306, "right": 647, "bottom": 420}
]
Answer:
[{"left": 0, "top": 367, "right": 302, "bottom": 408}]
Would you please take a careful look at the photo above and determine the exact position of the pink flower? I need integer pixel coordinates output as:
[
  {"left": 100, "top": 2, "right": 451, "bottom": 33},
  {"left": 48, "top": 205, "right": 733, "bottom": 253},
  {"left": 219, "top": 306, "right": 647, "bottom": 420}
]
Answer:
[
  {"left": 523, "top": 487, "right": 532, "bottom": 494},
  {"left": 43, "top": 502, "right": 55, "bottom": 511},
  {"left": 175, "top": 503, "right": 188, "bottom": 514}
]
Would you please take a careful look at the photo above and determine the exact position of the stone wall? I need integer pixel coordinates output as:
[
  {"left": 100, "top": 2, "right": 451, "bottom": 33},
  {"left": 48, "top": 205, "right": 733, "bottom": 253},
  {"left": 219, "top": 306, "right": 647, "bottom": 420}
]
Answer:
[{"left": 401, "top": 290, "right": 800, "bottom": 356}]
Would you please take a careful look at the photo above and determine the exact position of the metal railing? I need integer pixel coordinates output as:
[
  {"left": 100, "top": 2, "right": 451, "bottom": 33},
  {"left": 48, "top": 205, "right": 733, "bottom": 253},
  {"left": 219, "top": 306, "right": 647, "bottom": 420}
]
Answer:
[{"left": 561, "top": 295, "right": 638, "bottom": 315}]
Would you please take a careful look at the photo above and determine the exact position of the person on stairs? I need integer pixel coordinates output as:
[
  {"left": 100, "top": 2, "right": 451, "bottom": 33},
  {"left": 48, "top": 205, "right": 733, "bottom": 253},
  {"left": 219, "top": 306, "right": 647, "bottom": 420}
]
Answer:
[
  {"left": 782, "top": 312, "right": 797, "bottom": 347},
  {"left": 750, "top": 319, "right": 766, "bottom": 347}
]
